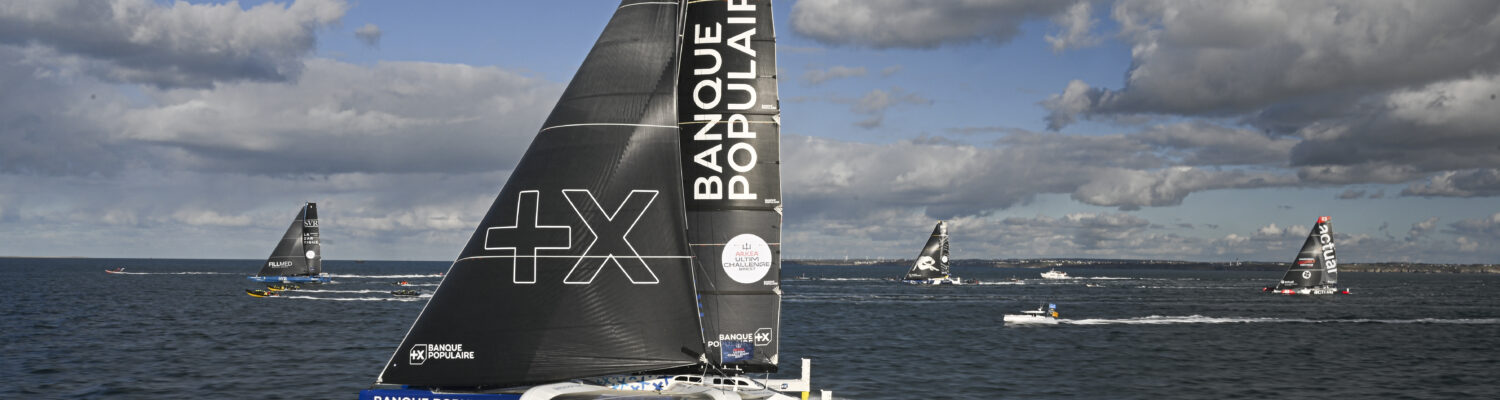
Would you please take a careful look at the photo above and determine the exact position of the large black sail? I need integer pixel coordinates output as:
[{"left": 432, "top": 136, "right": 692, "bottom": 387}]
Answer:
[
  {"left": 255, "top": 202, "right": 320, "bottom": 277},
  {"left": 903, "top": 221, "right": 950, "bottom": 280},
  {"left": 679, "top": 0, "right": 783, "bottom": 371},
  {"left": 1275, "top": 216, "right": 1338, "bottom": 289},
  {"left": 377, "top": 0, "right": 702, "bottom": 388}
]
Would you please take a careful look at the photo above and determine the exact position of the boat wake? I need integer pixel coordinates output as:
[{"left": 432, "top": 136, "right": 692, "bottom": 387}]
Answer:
[
  {"left": 972, "top": 281, "right": 1025, "bottom": 285},
  {"left": 1062, "top": 315, "right": 1500, "bottom": 325},
  {"left": 296, "top": 289, "right": 392, "bottom": 294}
]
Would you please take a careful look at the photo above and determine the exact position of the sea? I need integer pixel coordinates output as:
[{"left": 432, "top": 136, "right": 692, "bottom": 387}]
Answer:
[{"left": 4, "top": 258, "right": 1498, "bottom": 399}]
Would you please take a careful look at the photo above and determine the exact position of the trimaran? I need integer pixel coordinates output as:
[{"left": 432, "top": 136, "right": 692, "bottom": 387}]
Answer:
[
  {"left": 360, "top": 1, "right": 824, "bottom": 399},
  {"left": 1264, "top": 216, "right": 1350, "bottom": 295},
  {"left": 247, "top": 202, "right": 329, "bottom": 284}
]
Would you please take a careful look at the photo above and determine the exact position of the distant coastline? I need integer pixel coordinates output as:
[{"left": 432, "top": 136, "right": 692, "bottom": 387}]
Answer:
[{"left": 784, "top": 258, "right": 1500, "bottom": 274}]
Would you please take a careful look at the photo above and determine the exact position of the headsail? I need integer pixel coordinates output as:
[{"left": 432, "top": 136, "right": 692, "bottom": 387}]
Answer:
[
  {"left": 256, "top": 202, "right": 320, "bottom": 277},
  {"left": 1275, "top": 216, "right": 1338, "bottom": 290},
  {"left": 903, "top": 221, "right": 950, "bottom": 280},
  {"left": 376, "top": 0, "right": 703, "bottom": 388},
  {"left": 679, "top": 0, "right": 783, "bottom": 372}
]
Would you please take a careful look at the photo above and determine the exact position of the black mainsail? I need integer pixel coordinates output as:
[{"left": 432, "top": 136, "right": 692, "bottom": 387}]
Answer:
[
  {"left": 375, "top": 0, "right": 704, "bottom": 388},
  {"left": 253, "top": 202, "right": 321, "bottom": 278},
  {"left": 1269, "top": 216, "right": 1343, "bottom": 294},
  {"left": 903, "top": 221, "right": 950, "bottom": 281},
  {"left": 680, "top": 0, "right": 783, "bottom": 371}
]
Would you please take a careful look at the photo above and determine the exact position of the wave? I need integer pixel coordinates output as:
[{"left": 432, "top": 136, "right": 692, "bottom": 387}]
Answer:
[
  {"left": 295, "top": 289, "right": 392, "bottom": 294},
  {"left": 972, "top": 281, "right": 1026, "bottom": 285},
  {"left": 1061, "top": 315, "right": 1500, "bottom": 325},
  {"left": 791, "top": 277, "right": 887, "bottom": 282}
]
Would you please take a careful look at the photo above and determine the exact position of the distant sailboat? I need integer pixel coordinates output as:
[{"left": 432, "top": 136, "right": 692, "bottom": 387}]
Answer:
[
  {"left": 901, "top": 221, "right": 962, "bottom": 285},
  {"left": 247, "top": 202, "right": 329, "bottom": 283},
  {"left": 360, "top": 1, "right": 819, "bottom": 399},
  {"left": 1264, "top": 216, "right": 1350, "bottom": 295}
]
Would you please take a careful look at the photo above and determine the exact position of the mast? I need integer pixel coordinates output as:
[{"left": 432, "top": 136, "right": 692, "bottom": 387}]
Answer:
[
  {"left": 376, "top": 0, "right": 703, "bottom": 388},
  {"left": 256, "top": 202, "right": 319, "bottom": 277},
  {"left": 903, "top": 221, "right": 949, "bottom": 280},
  {"left": 1275, "top": 216, "right": 1337, "bottom": 290},
  {"left": 679, "top": 0, "right": 783, "bottom": 372}
]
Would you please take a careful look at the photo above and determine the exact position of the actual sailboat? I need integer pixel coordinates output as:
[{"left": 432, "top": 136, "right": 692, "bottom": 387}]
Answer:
[
  {"left": 1264, "top": 216, "right": 1350, "bottom": 295},
  {"left": 900, "top": 221, "right": 962, "bottom": 285},
  {"left": 360, "top": 1, "right": 819, "bottom": 399},
  {"left": 247, "top": 202, "right": 329, "bottom": 283}
]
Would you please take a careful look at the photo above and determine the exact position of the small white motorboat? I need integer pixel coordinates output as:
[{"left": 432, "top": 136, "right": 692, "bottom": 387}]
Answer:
[
  {"left": 1003, "top": 304, "right": 1060, "bottom": 325},
  {"left": 1040, "top": 269, "right": 1069, "bottom": 279}
]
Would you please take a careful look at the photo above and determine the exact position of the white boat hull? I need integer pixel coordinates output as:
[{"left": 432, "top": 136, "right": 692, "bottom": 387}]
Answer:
[{"left": 1003, "top": 314, "right": 1060, "bottom": 325}]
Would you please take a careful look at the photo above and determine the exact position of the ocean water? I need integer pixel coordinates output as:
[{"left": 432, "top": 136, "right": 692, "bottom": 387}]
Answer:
[{"left": 4, "top": 258, "right": 1498, "bottom": 399}]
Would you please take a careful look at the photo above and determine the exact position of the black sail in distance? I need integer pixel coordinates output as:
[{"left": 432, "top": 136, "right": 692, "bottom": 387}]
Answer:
[
  {"left": 679, "top": 0, "right": 782, "bottom": 371},
  {"left": 1276, "top": 216, "right": 1338, "bottom": 290},
  {"left": 377, "top": 0, "right": 702, "bottom": 388},
  {"left": 903, "top": 221, "right": 949, "bottom": 280},
  {"left": 256, "top": 202, "right": 320, "bottom": 277}
]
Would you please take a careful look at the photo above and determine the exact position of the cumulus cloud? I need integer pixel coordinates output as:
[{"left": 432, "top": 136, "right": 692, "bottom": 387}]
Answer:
[
  {"left": 116, "top": 59, "right": 559, "bottom": 175},
  {"left": 0, "top": 0, "right": 348, "bottom": 88},
  {"left": 1449, "top": 213, "right": 1500, "bottom": 239},
  {"left": 355, "top": 23, "right": 382, "bottom": 47},
  {"left": 1038, "top": 1, "right": 1500, "bottom": 201},
  {"left": 1045, "top": 1, "right": 1102, "bottom": 52},
  {"left": 789, "top": 0, "right": 1076, "bottom": 49},
  {"left": 1408, "top": 217, "right": 1440, "bottom": 241},
  {"left": 802, "top": 65, "right": 866, "bottom": 85},
  {"left": 1402, "top": 169, "right": 1500, "bottom": 197},
  {"left": 1336, "top": 189, "right": 1366, "bottom": 200},
  {"left": 1046, "top": 0, "right": 1500, "bottom": 125},
  {"left": 842, "top": 87, "right": 932, "bottom": 128}
]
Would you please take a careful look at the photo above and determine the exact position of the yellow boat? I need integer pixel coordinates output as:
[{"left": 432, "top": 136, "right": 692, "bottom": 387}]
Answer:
[{"left": 245, "top": 289, "right": 278, "bottom": 298}]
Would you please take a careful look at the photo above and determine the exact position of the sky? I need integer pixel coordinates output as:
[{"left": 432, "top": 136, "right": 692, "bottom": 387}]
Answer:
[{"left": 2, "top": 0, "right": 1499, "bottom": 263}]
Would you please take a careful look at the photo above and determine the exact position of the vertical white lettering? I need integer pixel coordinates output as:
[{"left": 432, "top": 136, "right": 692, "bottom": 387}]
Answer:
[
  {"left": 726, "top": 114, "right": 754, "bottom": 139},
  {"left": 726, "top": 83, "right": 756, "bottom": 110},
  {"left": 693, "top": 49, "right": 722, "bottom": 76},
  {"left": 694, "top": 23, "right": 722, "bottom": 44},
  {"left": 694, "top": 144, "right": 724, "bottom": 173},
  {"left": 693, "top": 114, "right": 722, "bottom": 141},
  {"left": 694, "top": 78, "right": 723, "bottom": 109},
  {"left": 727, "top": 28, "right": 756, "bottom": 57},
  {"left": 728, "top": 176, "right": 756, "bottom": 200},
  {"left": 727, "top": 143, "right": 757, "bottom": 173},
  {"left": 695, "top": 177, "right": 724, "bottom": 200},
  {"left": 727, "top": 0, "right": 754, "bottom": 12}
]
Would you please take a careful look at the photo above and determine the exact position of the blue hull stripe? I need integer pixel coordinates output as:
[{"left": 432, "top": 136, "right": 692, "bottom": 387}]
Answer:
[{"left": 247, "top": 275, "right": 331, "bottom": 283}]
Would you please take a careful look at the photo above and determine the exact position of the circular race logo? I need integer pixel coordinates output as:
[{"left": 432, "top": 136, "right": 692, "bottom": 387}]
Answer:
[
  {"left": 306, "top": 250, "right": 317, "bottom": 259},
  {"left": 1301, "top": 270, "right": 1313, "bottom": 280},
  {"left": 722, "top": 234, "right": 773, "bottom": 284}
]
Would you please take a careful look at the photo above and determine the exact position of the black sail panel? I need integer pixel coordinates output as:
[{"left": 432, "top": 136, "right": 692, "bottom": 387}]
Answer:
[
  {"left": 680, "top": 0, "right": 782, "bottom": 371},
  {"left": 303, "top": 203, "right": 321, "bottom": 276},
  {"left": 377, "top": 1, "right": 701, "bottom": 388},
  {"left": 1276, "top": 216, "right": 1335, "bottom": 289},
  {"left": 903, "top": 221, "right": 949, "bottom": 280},
  {"left": 257, "top": 203, "right": 316, "bottom": 277}
]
